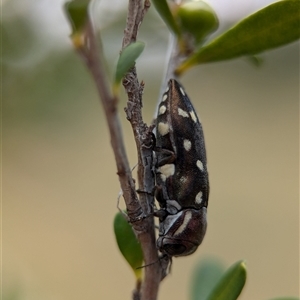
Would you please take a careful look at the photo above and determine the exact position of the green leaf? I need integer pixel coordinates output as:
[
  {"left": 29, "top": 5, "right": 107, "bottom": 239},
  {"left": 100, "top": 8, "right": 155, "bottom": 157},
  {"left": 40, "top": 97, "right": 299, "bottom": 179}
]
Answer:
[
  {"left": 206, "top": 260, "right": 247, "bottom": 300},
  {"left": 152, "top": 0, "right": 181, "bottom": 36},
  {"left": 113, "top": 212, "right": 143, "bottom": 280},
  {"left": 176, "top": 0, "right": 300, "bottom": 74},
  {"left": 113, "top": 41, "right": 145, "bottom": 93},
  {"left": 190, "top": 258, "right": 225, "bottom": 300},
  {"left": 64, "top": 0, "right": 90, "bottom": 37}
]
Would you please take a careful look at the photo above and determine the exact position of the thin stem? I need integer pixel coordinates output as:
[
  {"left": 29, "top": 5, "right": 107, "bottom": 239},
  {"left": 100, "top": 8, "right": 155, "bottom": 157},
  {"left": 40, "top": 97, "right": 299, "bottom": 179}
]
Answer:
[
  {"left": 83, "top": 20, "right": 144, "bottom": 219},
  {"left": 75, "top": 15, "right": 145, "bottom": 264},
  {"left": 121, "top": 1, "right": 164, "bottom": 299}
]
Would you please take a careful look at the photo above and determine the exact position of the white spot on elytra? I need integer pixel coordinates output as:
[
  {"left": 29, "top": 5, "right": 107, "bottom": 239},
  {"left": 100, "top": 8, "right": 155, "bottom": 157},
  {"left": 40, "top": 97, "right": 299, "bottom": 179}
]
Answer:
[
  {"left": 174, "top": 211, "right": 192, "bottom": 236},
  {"left": 161, "top": 212, "right": 183, "bottom": 234},
  {"left": 195, "top": 191, "right": 203, "bottom": 204},
  {"left": 183, "top": 139, "right": 192, "bottom": 151},
  {"left": 178, "top": 108, "right": 189, "bottom": 118},
  {"left": 180, "top": 87, "right": 185, "bottom": 96},
  {"left": 159, "top": 164, "right": 175, "bottom": 182},
  {"left": 165, "top": 85, "right": 170, "bottom": 93},
  {"left": 159, "top": 105, "right": 167, "bottom": 115},
  {"left": 180, "top": 176, "right": 187, "bottom": 183},
  {"left": 196, "top": 160, "right": 204, "bottom": 171},
  {"left": 162, "top": 94, "right": 168, "bottom": 102},
  {"left": 166, "top": 200, "right": 182, "bottom": 213},
  {"left": 158, "top": 122, "right": 169, "bottom": 136},
  {"left": 190, "top": 110, "right": 197, "bottom": 123}
]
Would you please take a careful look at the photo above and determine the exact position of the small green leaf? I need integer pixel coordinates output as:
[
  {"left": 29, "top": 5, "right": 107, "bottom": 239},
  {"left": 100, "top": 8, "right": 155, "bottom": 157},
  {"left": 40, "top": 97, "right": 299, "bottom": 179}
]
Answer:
[
  {"left": 113, "top": 212, "right": 143, "bottom": 279},
  {"left": 176, "top": 0, "right": 300, "bottom": 74},
  {"left": 113, "top": 41, "right": 145, "bottom": 93},
  {"left": 190, "top": 258, "right": 225, "bottom": 300},
  {"left": 207, "top": 260, "right": 247, "bottom": 300},
  {"left": 64, "top": 0, "right": 90, "bottom": 37},
  {"left": 152, "top": 0, "right": 181, "bottom": 36}
]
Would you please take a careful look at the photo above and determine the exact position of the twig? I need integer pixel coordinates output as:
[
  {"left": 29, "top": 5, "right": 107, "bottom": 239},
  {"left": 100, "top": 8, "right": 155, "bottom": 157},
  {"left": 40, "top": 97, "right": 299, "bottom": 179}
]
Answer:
[
  {"left": 121, "top": 1, "right": 164, "bottom": 299},
  {"left": 75, "top": 15, "right": 145, "bottom": 257}
]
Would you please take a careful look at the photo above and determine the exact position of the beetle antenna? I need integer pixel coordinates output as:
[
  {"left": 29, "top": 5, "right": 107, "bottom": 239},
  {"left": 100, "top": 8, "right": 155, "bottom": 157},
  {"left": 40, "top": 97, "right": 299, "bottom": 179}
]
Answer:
[{"left": 136, "top": 255, "right": 172, "bottom": 280}]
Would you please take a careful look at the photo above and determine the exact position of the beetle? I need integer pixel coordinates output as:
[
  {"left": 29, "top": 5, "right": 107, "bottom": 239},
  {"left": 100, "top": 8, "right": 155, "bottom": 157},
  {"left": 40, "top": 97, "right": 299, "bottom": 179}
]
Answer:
[{"left": 154, "top": 79, "right": 209, "bottom": 257}]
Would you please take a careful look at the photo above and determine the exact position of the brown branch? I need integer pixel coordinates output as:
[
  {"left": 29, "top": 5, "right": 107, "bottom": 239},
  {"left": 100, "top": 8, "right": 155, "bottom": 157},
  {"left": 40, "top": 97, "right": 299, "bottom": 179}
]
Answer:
[
  {"left": 123, "top": 72, "right": 161, "bottom": 300},
  {"left": 121, "top": 1, "right": 165, "bottom": 300},
  {"left": 75, "top": 18, "right": 145, "bottom": 235}
]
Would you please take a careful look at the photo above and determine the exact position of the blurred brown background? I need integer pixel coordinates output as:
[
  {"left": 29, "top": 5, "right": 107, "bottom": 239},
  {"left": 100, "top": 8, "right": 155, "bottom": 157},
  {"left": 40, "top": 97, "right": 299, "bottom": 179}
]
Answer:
[{"left": 2, "top": 0, "right": 299, "bottom": 299}]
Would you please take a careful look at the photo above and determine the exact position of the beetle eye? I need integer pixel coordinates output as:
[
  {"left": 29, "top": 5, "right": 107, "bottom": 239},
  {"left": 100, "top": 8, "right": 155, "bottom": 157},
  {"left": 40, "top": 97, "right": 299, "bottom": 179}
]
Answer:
[{"left": 163, "top": 244, "right": 186, "bottom": 256}]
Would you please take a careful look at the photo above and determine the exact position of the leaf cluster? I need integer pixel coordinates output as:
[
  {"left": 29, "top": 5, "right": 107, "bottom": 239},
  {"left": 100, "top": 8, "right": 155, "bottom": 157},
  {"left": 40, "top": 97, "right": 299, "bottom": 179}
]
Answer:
[{"left": 152, "top": 0, "right": 300, "bottom": 74}]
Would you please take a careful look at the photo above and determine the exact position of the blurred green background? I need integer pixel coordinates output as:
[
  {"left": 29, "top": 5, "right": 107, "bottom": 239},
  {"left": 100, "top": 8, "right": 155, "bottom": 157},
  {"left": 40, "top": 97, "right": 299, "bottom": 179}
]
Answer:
[{"left": 2, "top": 0, "right": 299, "bottom": 299}]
